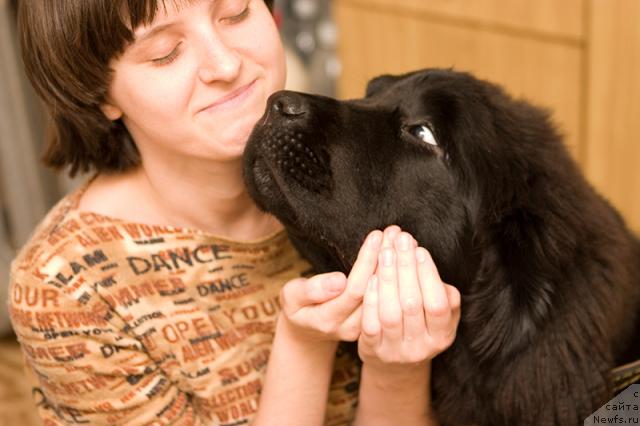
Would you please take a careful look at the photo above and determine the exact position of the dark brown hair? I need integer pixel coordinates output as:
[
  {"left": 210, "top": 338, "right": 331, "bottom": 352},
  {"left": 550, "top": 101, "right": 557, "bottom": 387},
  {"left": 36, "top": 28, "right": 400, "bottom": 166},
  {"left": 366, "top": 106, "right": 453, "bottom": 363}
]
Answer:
[{"left": 18, "top": 0, "right": 275, "bottom": 177}]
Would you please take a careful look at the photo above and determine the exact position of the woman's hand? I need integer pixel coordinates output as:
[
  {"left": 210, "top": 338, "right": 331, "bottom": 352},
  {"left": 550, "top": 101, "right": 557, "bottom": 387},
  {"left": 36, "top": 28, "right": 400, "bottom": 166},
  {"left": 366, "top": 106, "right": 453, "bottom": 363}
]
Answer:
[
  {"left": 278, "top": 229, "right": 384, "bottom": 343},
  {"left": 258, "top": 230, "right": 382, "bottom": 426},
  {"left": 358, "top": 226, "right": 461, "bottom": 372}
]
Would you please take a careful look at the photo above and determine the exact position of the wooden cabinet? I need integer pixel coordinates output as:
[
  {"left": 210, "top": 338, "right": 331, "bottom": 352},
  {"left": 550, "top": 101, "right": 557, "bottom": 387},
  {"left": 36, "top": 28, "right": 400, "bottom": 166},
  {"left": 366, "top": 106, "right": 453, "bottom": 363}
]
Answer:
[
  {"left": 585, "top": 0, "right": 640, "bottom": 235},
  {"left": 334, "top": 0, "right": 640, "bottom": 233},
  {"left": 350, "top": 0, "right": 584, "bottom": 39}
]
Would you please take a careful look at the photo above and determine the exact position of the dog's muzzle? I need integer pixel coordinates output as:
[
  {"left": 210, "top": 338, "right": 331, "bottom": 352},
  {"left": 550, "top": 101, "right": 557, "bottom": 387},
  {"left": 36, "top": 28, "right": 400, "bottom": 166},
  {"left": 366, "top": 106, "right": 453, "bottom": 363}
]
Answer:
[{"left": 253, "top": 91, "right": 333, "bottom": 194}]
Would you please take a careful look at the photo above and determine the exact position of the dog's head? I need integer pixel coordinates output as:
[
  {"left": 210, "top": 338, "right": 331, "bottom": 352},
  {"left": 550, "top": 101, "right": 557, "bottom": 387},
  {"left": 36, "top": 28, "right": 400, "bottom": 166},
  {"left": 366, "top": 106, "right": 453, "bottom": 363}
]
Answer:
[
  {"left": 244, "top": 69, "right": 639, "bottom": 411},
  {"left": 243, "top": 68, "right": 566, "bottom": 285}
]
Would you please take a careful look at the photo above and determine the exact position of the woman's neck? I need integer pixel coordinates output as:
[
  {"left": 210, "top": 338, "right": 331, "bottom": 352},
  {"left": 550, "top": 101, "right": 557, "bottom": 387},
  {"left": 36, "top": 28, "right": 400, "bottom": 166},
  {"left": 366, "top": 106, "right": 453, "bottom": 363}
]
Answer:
[{"left": 80, "top": 159, "right": 283, "bottom": 241}]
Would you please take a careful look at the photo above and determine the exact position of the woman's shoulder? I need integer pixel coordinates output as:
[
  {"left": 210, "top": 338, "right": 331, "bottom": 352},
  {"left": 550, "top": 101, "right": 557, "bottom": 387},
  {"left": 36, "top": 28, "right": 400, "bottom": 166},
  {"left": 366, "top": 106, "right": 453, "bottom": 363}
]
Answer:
[
  {"left": 10, "top": 186, "right": 300, "bottom": 287},
  {"left": 10, "top": 181, "right": 90, "bottom": 279},
  {"left": 8, "top": 177, "right": 175, "bottom": 288}
]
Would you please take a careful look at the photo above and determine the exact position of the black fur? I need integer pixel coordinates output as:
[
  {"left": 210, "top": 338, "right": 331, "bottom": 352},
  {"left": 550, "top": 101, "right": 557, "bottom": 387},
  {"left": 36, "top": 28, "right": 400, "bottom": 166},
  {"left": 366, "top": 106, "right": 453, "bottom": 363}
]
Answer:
[{"left": 243, "top": 68, "right": 640, "bottom": 425}]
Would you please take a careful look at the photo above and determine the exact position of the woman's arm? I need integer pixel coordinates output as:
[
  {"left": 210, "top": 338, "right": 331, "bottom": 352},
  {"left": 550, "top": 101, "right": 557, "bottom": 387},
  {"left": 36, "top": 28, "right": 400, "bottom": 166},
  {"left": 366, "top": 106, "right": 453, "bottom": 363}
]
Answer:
[
  {"left": 355, "top": 363, "right": 437, "bottom": 426},
  {"left": 254, "top": 230, "right": 384, "bottom": 425},
  {"left": 353, "top": 227, "right": 461, "bottom": 426},
  {"left": 252, "top": 318, "right": 339, "bottom": 426}
]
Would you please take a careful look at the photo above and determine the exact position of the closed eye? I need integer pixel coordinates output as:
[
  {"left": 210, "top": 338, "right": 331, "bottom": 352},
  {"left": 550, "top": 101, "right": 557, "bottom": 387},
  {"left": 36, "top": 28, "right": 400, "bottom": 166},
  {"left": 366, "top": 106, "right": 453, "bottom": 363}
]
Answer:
[
  {"left": 224, "top": 5, "right": 251, "bottom": 24},
  {"left": 151, "top": 43, "right": 182, "bottom": 65}
]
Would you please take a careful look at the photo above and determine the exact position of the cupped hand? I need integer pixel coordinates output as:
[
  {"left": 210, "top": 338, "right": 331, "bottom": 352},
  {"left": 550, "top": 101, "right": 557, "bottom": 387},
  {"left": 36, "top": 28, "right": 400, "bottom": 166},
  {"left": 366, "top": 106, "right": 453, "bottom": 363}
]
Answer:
[
  {"left": 278, "top": 229, "right": 384, "bottom": 342},
  {"left": 358, "top": 227, "right": 461, "bottom": 371}
]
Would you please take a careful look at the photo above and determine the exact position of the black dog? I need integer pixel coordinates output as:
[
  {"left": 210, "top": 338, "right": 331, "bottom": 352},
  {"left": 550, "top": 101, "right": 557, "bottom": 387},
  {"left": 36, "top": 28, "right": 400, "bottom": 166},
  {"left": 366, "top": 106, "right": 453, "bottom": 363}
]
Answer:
[{"left": 243, "top": 68, "right": 640, "bottom": 425}]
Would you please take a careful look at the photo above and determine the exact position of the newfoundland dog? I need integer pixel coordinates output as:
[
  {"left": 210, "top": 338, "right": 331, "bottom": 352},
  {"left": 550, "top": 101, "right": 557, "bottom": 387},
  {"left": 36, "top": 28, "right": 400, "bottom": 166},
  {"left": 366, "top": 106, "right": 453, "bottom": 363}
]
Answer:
[{"left": 243, "top": 68, "right": 640, "bottom": 425}]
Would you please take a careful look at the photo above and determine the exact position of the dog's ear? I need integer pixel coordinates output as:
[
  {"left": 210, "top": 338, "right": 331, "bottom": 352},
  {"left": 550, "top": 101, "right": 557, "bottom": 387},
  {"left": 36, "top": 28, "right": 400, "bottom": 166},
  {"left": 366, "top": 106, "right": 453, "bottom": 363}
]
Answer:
[{"left": 365, "top": 74, "right": 400, "bottom": 98}]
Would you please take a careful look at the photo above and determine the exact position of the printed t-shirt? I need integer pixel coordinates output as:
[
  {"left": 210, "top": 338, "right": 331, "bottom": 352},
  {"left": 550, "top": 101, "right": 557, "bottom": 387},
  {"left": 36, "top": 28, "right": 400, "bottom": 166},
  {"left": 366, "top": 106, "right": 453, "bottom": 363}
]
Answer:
[{"left": 8, "top": 182, "right": 359, "bottom": 425}]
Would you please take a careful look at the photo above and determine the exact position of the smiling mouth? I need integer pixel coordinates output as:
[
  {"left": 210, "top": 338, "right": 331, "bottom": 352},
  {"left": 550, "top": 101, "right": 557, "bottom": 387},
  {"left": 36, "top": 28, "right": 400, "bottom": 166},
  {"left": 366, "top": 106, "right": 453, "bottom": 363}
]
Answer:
[{"left": 201, "top": 80, "right": 257, "bottom": 112}]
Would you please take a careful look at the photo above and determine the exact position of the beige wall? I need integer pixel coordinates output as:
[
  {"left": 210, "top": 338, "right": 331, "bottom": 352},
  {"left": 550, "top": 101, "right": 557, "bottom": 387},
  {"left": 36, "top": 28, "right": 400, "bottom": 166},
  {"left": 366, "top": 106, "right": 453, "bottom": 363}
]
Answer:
[{"left": 334, "top": 0, "right": 640, "bottom": 234}]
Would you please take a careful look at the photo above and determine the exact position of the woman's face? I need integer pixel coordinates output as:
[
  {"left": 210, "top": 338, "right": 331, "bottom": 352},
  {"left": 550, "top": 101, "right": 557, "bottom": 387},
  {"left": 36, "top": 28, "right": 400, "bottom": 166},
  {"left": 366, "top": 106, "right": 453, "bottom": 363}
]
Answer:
[{"left": 102, "top": 0, "right": 286, "bottom": 164}]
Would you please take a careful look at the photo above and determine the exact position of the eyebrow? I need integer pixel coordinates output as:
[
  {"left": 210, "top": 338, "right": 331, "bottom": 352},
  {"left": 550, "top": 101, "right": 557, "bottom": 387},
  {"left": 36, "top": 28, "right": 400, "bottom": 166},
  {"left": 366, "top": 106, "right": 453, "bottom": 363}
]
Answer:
[{"left": 134, "top": 22, "right": 176, "bottom": 44}]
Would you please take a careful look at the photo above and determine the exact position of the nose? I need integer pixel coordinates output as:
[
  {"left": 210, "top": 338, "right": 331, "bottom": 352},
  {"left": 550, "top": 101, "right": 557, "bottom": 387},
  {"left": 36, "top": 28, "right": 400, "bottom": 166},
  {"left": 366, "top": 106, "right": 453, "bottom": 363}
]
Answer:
[
  {"left": 270, "top": 91, "right": 308, "bottom": 117},
  {"left": 198, "top": 34, "right": 241, "bottom": 83}
]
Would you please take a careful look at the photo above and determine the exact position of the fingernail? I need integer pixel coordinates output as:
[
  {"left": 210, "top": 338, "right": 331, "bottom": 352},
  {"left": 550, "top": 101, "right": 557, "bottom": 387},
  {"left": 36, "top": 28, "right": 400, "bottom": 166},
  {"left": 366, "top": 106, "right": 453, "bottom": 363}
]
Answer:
[
  {"left": 325, "top": 274, "right": 346, "bottom": 292},
  {"left": 416, "top": 249, "right": 427, "bottom": 263},
  {"left": 368, "top": 231, "right": 381, "bottom": 246},
  {"left": 382, "top": 249, "right": 394, "bottom": 266},
  {"left": 387, "top": 226, "right": 400, "bottom": 238},
  {"left": 398, "top": 234, "right": 410, "bottom": 251}
]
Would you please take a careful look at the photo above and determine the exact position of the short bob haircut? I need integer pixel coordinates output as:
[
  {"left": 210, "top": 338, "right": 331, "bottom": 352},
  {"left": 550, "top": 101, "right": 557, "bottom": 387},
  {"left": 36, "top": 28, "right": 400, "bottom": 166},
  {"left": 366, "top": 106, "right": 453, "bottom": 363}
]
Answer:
[{"left": 18, "top": 0, "right": 275, "bottom": 177}]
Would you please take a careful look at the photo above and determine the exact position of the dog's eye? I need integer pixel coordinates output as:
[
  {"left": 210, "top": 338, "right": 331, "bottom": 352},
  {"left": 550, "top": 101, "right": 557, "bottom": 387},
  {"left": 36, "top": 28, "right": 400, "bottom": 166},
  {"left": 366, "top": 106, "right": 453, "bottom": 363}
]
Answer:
[{"left": 409, "top": 125, "right": 437, "bottom": 146}]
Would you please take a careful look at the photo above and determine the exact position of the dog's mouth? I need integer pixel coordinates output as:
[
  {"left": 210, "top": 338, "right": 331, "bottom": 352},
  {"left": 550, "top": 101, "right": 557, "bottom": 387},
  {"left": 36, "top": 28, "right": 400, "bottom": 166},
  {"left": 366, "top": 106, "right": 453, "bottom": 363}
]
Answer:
[
  {"left": 244, "top": 90, "right": 358, "bottom": 272},
  {"left": 246, "top": 158, "right": 352, "bottom": 272},
  {"left": 253, "top": 122, "right": 333, "bottom": 195},
  {"left": 250, "top": 155, "right": 350, "bottom": 268},
  {"left": 244, "top": 90, "right": 336, "bottom": 210},
  {"left": 244, "top": 121, "right": 335, "bottom": 233},
  {"left": 247, "top": 154, "right": 353, "bottom": 271},
  {"left": 246, "top": 154, "right": 299, "bottom": 225}
]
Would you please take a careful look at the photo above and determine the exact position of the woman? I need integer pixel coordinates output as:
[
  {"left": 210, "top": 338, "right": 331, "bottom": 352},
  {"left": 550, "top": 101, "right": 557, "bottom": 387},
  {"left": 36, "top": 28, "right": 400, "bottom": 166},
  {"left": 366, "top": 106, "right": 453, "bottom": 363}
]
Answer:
[{"left": 9, "top": 1, "right": 461, "bottom": 425}]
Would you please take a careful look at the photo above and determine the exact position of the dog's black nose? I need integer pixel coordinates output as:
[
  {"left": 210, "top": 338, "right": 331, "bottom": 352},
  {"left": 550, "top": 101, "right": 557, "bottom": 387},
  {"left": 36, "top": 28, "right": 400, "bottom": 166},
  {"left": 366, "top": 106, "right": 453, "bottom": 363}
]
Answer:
[{"left": 270, "top": 91, "right": 307, "bottom": 117}]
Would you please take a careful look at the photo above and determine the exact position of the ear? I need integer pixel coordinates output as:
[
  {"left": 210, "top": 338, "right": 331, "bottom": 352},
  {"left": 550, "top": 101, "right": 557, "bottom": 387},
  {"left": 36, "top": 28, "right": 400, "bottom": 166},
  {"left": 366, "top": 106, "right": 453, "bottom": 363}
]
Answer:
[
  {"left": 365, "top": 74, "right": 399, "bottom": 98},
  {"left": 100, "top": 102, "right": 123, "bottom": 121}
]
